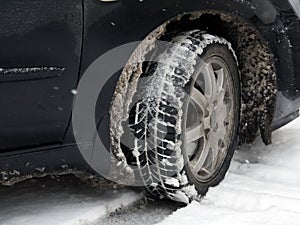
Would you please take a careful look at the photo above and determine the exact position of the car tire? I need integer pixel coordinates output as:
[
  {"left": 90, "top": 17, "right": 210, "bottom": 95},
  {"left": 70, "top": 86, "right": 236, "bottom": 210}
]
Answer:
[{"left": 121, "top": 30, "right": 240, "bottom": 203}]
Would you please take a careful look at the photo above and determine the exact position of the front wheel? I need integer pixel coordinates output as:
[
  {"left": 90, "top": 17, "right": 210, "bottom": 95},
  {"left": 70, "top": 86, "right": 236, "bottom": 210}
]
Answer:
[{"left": 121, "top": 30, "right": 240, "bottom": 203}]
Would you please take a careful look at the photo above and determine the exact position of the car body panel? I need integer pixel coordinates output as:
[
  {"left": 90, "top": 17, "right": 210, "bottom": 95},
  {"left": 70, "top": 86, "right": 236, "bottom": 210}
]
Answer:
[
  {"left": 0, "top": 0, "right": 83, "bottom": 151},
  {"left": 0, "top": 0, "right": 300, "bottom": 183}
]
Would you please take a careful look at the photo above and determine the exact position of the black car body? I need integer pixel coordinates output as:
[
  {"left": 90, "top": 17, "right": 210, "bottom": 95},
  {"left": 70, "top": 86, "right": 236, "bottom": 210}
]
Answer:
[{"left": 0, "top": 0, "right": 300, "bottom": 185}]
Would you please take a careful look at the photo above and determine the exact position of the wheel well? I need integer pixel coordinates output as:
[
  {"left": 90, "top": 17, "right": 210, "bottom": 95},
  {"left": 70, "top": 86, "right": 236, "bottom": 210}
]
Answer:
[
  {"left": 161, "top": 11, "right": 277, "bottom": 145},
  {"left": 110, "top": 11, "right": 277, "bottom": 168}
]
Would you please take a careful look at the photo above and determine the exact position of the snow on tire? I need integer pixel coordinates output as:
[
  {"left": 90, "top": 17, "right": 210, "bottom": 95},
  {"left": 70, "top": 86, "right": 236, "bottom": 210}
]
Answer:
[{"left": 120, "top": 30, "right": 240, "bottom": 203}]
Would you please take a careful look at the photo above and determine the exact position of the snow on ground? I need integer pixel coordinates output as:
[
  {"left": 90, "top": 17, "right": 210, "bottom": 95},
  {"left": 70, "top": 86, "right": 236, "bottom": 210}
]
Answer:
[
  {"left": 0, "top": 176, "right": 142, "bottom": 225},
  {"left": 158, "top": 117, "right": 300, "bottom": 225},
  {"left": 1, "top": 118, "right": 299, "bottom": 225}
]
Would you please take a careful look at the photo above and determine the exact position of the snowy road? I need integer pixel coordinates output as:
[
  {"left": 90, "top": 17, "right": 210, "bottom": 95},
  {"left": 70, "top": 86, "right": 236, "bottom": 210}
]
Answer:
[
  {"left": 0, "top": 176, "right": 143, "bottom": 225},
  {"left": 159, "top": 117, "right": 300, "bottom": 225},
  {"left": 0, "top": 117, "right": 300, "bottom": 225}
]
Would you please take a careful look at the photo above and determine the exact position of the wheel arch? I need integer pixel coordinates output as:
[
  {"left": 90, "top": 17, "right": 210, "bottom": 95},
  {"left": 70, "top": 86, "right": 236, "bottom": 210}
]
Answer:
[
  {"left": 161, "top": 11, "right": 278, "bottom": 145},
  {"left": 110, "top": 9, "right": 279, "bottom": 163}
]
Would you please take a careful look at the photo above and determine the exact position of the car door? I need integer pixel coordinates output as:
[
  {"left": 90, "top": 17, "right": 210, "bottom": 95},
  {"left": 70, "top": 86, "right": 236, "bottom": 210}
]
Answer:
[{"left": 0, "top": 0, "right": 83, "bottom": 151}]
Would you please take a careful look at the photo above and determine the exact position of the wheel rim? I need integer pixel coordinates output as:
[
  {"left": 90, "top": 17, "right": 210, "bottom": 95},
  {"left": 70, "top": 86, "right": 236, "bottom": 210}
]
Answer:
[{"left": 184, "top": 56, "right": 235, "bottom": 182}]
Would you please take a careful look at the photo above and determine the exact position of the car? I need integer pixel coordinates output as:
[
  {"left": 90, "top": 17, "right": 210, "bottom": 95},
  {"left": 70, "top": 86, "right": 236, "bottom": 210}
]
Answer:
[{"left": 0, "top": 0, "right": 300, "bottom": 203}]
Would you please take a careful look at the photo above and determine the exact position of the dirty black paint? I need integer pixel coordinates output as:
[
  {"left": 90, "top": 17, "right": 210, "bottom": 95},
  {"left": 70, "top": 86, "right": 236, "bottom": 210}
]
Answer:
[{"left": 0, "top": 67, "right": 65, "bottom": 83}]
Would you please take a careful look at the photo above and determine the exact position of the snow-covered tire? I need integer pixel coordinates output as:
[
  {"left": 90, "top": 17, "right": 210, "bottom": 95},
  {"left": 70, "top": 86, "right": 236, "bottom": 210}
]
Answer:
[{"left": 120, "top": 30, "right": 240, "bottom": 203}]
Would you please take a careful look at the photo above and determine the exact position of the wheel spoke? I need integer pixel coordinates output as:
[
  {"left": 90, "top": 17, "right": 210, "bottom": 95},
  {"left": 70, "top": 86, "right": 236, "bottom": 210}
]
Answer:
[
  {"left": 218, "top": 106, "right": 230, "bottom": 134},
  {"left": 216, "top": 102, "right": 227, "bottom": 124},
  {"left": 190, "top": 87, "right": 208, "bottom": 112},
  {"left": 215, "top": 68, "right": 224, "bottom": 90},
  {"left": 186, "top": 124, "right": 204, "bottom": 143},
  {"left": 186, "top": 141, "right": 198, "bottom": 156},
  {"left": 215, "top": 68, "right": 226, "bottom": 101},
  {"left": 193, "top": 141, "right": 209, "bottom": 173},
  {"left": 209, "top": 133, "right": 221, "bottom": 170},
  {"left": 202, "top": 63, "right": 217, "bottom": 99},
  {"left": 207, "top": 133, "right": 219, "bottom": 158},
  {"left": 218, "top": 123, "right": 226, "bottom": 140}
]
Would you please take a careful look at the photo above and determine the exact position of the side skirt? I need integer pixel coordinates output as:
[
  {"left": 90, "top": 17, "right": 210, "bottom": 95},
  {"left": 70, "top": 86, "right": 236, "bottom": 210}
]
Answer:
[{"left": 0, "top": 143, "right": 91, "bottom": 185}]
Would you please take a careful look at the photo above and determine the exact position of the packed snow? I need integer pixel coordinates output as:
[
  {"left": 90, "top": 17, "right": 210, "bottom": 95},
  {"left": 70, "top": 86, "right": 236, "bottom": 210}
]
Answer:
[
  {"left": 158, "top": 117, "right": 300, "bottom": 225},
  {"left": 1, "top": 117, "right": 299, "bottom": 225},
  {"left": 0, "top": 176, "right": 142, "bottom": 225}
]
